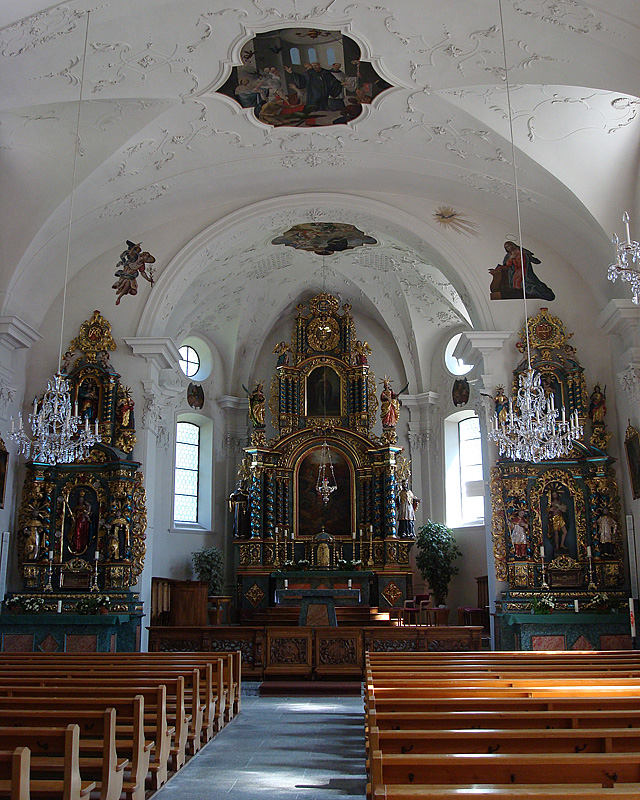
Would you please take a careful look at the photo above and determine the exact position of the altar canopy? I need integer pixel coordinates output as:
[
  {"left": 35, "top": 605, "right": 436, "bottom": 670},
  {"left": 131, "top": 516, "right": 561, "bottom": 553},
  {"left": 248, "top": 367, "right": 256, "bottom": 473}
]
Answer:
[{"left": 233, "top": 293, "right": 414, "bottom": 616}]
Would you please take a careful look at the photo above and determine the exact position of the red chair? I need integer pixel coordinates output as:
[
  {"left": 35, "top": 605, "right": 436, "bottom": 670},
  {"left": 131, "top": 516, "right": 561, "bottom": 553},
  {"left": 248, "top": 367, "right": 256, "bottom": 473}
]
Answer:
[{"left": 402, "top": 594, "right": 432, "bottom": 626}]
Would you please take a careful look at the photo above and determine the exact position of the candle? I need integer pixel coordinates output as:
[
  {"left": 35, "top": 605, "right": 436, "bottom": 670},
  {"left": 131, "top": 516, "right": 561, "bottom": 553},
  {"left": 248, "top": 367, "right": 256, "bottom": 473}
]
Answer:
[
  {"left": 10, "top": 418, "right": 14, "bottom": 433},
  {"left": 284, "top": 579, "right": 288, "bottom": 589},
  {"left": 48, "top": 550, "right": 54, "bottom": 561},
  {"left": 32, "top": 398, "right": 37, "bottom": 416},
  {"left": 624, "top": 211, "right": 632, "bottom": 245},
  {"left": 57, "top": 600, "right": 62, "bottom": 613},
  {"left": 275, "top": 526, "right": 279, "bottom": 535},
  {"left": 630, "top": 597, "right": 636, "bottom": 638},
  {"left": 540, "top": 545, "right": 544, "bottom": 558},
  {"left": 352, "top": 531, "right": 356, "bottom": 540},
  {"left": 85, "top": 416, "right": 89, "bottom": 432},
  {"left": 574, "top": 599, "right": 579, "bottom": 613},
  {"left": 587, "top": 545, "right": 592, "bottom": 558},
  {"left": 94, "top": 420, "right": 98, "bottom": 436},
  {"left": 348, "top": 579, "right": 352, "bottom": 589},
  {"left": 74, "top": 401, "right": 78, "bottom": 417},
  {"left": 369, "top": 525, "right": 373, "bottom": 534},
  {"left": 94, "top": 550, "right": 100, "bottom": 561}
]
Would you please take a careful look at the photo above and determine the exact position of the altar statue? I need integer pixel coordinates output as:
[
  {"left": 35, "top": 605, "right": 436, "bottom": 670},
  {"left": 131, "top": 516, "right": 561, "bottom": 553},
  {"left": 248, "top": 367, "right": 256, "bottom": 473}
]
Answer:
[
  {"left": 397, "top": 480, "right": 420, "bottom": 538},
  {"left": 68, "top": 490, "right": 93, "bottom": 555},
  {"left": 380, "top": 377, "right": 401, "bottom": 429}
]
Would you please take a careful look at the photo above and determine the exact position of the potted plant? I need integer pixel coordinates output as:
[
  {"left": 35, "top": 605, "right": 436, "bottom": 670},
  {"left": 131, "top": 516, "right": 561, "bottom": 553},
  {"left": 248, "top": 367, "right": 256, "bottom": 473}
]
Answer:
[
  {"left": 76, "top": 595, "right": 111, "bottom": 615},
  {"left": 4, "top": 595, "right": 45, "bottom": 614},
  {"left": 192, "top": 545, "right": 224, "bottom": 595},
  {"left": 415, "top": 520, "right": 461, "bottom": 606}
]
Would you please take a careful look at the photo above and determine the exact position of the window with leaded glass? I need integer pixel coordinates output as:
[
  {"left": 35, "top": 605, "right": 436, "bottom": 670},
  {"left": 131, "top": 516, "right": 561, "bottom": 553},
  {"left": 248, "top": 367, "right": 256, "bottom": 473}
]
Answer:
[{"left": 174, "top": 421, "right": 200, "bottom": 523}]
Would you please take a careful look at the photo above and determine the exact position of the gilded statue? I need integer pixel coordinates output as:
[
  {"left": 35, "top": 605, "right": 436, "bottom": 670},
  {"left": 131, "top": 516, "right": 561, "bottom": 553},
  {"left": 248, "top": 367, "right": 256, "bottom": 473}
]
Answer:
[
  {"left": 244, "top": 381, "right": 266, "bottom": 428},
  {"left": 588, "top": 384, "right": 606, "bottom": 424},
  {"left": 380, "top": 376, "right": 401, "bottom": 429}
]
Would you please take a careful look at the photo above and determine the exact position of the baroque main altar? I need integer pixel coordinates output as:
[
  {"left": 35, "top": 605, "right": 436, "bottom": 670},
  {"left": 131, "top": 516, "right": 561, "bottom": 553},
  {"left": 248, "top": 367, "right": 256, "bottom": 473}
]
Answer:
[{"left": 233, "top": 292, "right": 415, "bottom": 619}]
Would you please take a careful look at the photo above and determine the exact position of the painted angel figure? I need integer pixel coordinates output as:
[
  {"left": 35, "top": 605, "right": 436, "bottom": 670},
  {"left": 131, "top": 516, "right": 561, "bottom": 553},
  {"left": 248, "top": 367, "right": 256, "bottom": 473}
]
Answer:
[
  {"left": 351, "top": 339, "right": 371, "bottom": 366},
  {"left": 112, "top": 240, "right": 156, "bottom": 305}
]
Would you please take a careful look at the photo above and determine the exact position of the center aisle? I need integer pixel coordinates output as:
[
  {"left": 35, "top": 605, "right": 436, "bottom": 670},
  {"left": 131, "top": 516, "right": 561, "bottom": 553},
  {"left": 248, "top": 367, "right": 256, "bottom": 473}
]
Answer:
[{"left": 153, "top": 693, "right": 366, "bottom": 800}]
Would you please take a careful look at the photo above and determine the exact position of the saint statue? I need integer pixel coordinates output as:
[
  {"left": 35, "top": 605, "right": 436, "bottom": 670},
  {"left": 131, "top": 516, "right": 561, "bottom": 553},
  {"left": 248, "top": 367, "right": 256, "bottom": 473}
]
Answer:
[
  {"left": 589, "top": 384, "right": 607, "bottom": 424},
  {"left": 547, "top": 490, "right": 569, "bottom": 555},
  {"left": 509, "top": 509, "right": 529, "bottom": 558},
  {"left": 597, "top": 508, "right": 616, "bottom": 556},
  {"left": 494, "top": 386, "right": 509, "bottom": 426},
  {"left": 380, "top": 377, "right": 401, "bottom": 429},
  {"left": 397, "top": 480, "right": 420, "bottom": 538},
  {"left": 245, "top": 381, "right": 266, "bottom": 428},
  {"left": 112, "top": 240, "right": 155, "bottom": 305}
]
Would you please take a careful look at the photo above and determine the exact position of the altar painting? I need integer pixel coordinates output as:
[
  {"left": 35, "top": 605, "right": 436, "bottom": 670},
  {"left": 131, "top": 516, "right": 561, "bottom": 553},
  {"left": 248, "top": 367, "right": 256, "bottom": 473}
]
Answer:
[
  {"left": 306, "top": 366, "right": 341, "bottom": 416},
  {"left": 296, "top": 446, "right": 352, "bottom": 536}
]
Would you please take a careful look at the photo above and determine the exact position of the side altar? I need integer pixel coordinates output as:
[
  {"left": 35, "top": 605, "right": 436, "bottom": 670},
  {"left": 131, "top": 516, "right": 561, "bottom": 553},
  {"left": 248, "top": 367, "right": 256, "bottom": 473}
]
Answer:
[
  {"left": 491, "top": 309, "right": 631, "bottom": 650},
  {"left": 3, "top": 311, "right": 146, "bottom": 652},
  {"left": 231, "top": 293, "right": 416, "bottom": 620}
]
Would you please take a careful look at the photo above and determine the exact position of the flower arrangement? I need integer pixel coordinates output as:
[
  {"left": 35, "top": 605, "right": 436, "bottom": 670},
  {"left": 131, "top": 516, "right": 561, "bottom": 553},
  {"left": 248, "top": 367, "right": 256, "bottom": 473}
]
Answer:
[
  {"left": 281, "top": 560, "right": 297, "bottom": 571},
  {"left": 585, "top": 592, "right": 610, "bottom": 612},
  {"left": 295, "top": 559, "right": 310, "bottom": 571},
  {"left": 337, "top": 559, "right": 362, "bottom": 571},
  {"left": 531, "top": 594, "right": 556, "bottom": 614},
  {"left": 76, "top": 595, "right": 111, "bottom": 615},
  {"left": 5, "top": 595, "right": 45, "bottom": 614}
]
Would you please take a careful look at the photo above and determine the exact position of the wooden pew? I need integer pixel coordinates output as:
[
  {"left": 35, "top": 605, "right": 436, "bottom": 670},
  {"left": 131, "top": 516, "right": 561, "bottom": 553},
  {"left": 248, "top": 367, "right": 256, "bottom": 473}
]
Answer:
[
  {"left": 371, "top": 783, "right": 640, "bottom": 799},
  {"left": 371, "top": 750, "right": 640, "bottom": 789},
  {"left": 369, "top": 724, "right": 640, "bottom": 754},
  {"left": 0, "top": 675, "right": 189, "bottom": 770},
  {"left": 0, "top": 685, "right": 171, "bottom": 789},
  {"left": 0, "top": 748, "right": 29, "bottom": 800},
  {"left": 0, "top": 725, "right": 96, "bottom": 800},
  {"left": 0, "top": 705, "right": 145, "bottom": 800}
]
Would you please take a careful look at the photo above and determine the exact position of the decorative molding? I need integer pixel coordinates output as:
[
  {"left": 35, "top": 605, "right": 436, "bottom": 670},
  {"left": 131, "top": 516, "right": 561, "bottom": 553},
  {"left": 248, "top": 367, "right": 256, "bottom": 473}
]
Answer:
[
  {"left": 123, "top": 337, "right": 181, "bottom": 372},
  {"left": 457, "top": 173, "right": 538, "bottom": 203},
  {"left": 98, "top": 183, "right": 173, "bottom": 219},
  {"left": 224, "top": 435, "right": 247, "bottom": 456},
  {"left": 512, "top": 0, "right": 605, "bottom": 35},
  {"left": 0, "top": 382, "right": 16, "bottom": 421},
  {"left": 141, "top": 380, "right": 182, "bottom": 451},
  {"left": 0, "top": 316, "right": 42, "bottom": 353},
  {"left": 0, "top": 6, "right": 85, "bottom": 58},
  {"left": 618, "top": 365, "right": 640, "bottom": 406},
  {"left": 408, "top": 431, "right": 431, "bottom": 452}
]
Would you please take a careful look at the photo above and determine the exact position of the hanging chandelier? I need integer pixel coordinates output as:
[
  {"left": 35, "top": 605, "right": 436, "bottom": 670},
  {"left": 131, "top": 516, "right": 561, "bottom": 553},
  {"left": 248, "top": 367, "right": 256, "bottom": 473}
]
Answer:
[
  {"left": 10, "top": 11, "right": 100, "bottom": 465},
  {"left": 489, "top": 369, "right": 582, "bottom": 462},
  {"left": 608, "top": 212, "right": 640, "bottom": 303},
  {"left": 487, "top": 0, "right": 582, "bottom": 463},
  {"left": 316, "top": 439, "right": 338, "bottom": 504}
]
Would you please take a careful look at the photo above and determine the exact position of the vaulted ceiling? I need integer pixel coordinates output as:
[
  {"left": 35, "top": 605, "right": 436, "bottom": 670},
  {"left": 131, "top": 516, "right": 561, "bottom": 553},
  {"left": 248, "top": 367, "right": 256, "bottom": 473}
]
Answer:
[{"left": 2, "top": 0, "right": 639, "bottom": 388}]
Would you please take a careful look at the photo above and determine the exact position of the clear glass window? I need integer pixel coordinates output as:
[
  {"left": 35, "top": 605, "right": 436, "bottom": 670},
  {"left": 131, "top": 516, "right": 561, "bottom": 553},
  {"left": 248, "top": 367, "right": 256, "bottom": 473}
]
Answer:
[
  {"left": 308, "top": 47, "right": 317, "bottom": 63},
  {"left": 290, "top": 47, "right": 301, "bottom": 65},
  {"left": 458, "top": 416, "right": 484, "bottom": 523},
  {"left": 174, "top": 422, "right": 200, "bottom": 523},
  {"left": 179, "top": 345, "right": 200, "bottom": 378}
]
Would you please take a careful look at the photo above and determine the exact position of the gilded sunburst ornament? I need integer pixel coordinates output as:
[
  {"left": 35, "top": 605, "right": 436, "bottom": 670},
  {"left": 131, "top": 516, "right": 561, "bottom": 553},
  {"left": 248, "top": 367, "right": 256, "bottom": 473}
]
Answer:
[{"left": 433, "top": 206, "right": 479, "bottom": 237}]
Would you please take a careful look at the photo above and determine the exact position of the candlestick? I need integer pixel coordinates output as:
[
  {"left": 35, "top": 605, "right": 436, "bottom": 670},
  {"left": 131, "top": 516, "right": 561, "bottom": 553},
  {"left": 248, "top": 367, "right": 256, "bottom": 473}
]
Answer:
[
  {"left": 348, "top": 579, "right": 352, "bottom": 589},
  {"left": 284, "top": 579, "right": 288, "bottom": 590},
  {"left": 57, "top": 600, "right": 62, "bottom": 613},
  {"left": 90, "top": 557, "right": 100, "bottom": 592}
]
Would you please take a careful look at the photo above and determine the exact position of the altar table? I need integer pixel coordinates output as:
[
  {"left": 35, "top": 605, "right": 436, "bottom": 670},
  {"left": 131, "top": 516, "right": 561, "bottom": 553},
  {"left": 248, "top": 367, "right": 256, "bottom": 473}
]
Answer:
[{"left": 275, "top": 588, "right": 362, "bottom": 626}]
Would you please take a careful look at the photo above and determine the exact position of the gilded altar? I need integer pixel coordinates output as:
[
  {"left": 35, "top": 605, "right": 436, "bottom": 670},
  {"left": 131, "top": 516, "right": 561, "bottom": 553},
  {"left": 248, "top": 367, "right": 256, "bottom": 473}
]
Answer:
[
  {"left": 234, "top": 293, "right": 414, "bottom": 617},
  {"left": 491, "top": 309, "right": 626, "bottom": 634},
  {"left": 11, "top": 312, "right": 146, "bottom": 632}
]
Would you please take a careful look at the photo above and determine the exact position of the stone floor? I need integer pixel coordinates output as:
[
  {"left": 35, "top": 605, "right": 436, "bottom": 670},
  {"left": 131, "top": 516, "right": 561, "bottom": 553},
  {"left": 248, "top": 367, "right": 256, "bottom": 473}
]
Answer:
[{"left": 152, "top": 691, "right": 367, "bottom": 799}]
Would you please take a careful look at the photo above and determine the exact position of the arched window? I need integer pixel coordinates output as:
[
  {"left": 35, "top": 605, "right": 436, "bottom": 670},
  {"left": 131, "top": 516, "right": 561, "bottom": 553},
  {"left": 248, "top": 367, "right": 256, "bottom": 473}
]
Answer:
[
  {"left": 290, "top": 47, "right": 301, "bottom": 65},
  {"left": 327, "top": 47, "right": 336, "bottom": 64},
  {"left": 445, "top": 411, "right": 484, "bottom": 527},
  {"left": 174, "top": 421, "right": 200, "bottom": 523},
  {"left": 308, "top": 47, "right": 318, "bottom": 63}
]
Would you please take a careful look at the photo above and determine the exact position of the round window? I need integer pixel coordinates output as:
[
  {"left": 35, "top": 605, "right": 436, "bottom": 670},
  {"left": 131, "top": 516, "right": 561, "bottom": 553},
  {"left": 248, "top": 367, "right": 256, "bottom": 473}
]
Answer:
[
  {"left": 444, "top": 333, "right": 473, "bottom": 376},
  {"left": 179, "top": 345, "right": 200, "bottom": 378}
]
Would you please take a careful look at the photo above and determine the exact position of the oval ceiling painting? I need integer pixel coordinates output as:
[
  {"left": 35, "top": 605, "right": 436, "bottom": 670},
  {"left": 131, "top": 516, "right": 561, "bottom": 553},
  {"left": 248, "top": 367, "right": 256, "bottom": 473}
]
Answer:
[{"left": 217, "top": 28, "right": 391, "bottom": 127}]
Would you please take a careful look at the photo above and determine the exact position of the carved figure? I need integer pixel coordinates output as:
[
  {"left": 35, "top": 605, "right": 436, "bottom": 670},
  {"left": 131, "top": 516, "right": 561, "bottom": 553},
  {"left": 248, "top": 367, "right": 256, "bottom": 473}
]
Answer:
[
  {"left": 274, "top": 342, "right": 290, "bottom": 367},
  {"left": 60, "top": 350, "right": 75, "bottom": 374},
  {"left": 107, "top": 531, "right": 120, "bottom": 561},
  {"left": 78, "top": 380, "right": 99, "bottom": 422},
  {"left": 112, "top": 240, "right": 155, "bottom": 305},
  {"left": 597, "top": 508, "right": 616, "bottom": 557},
  {"left": 108, "top": 499, "right": 130, "bottom": 559},
  {"left": 495, "top": 386, "right": 509, "bottom": 425},
  {"left": 117, "top": 388, "right": 134, "bottom": 428},
  {"left": 68, "top": 490, "right": 92, "bottom": 555},
  {"left": 547, "top": 490, "right": 569, "bottom": 554},
  {"left": 509, "top": 509, "right": 529, "bottom": 558},
  {"left": 589, "top": 384, "right": 607, "bottom": 424},
  {"left": 397, "top": 480, "right": 420, "bottom": 538},
  {"left": 317, "top": 541, "right": 330, "bottom": 567},
  {"left": 245, "top": 381, "right": 266, "bottom": 427},
  {"left": 23, "top": 513, "right": 43, "bottom": 561},
  {"left": 351, "top": 339, "right": 371, "bottom": 366},
  {"left": 380, "top": 377, "right": 401, "bottom": 429}
]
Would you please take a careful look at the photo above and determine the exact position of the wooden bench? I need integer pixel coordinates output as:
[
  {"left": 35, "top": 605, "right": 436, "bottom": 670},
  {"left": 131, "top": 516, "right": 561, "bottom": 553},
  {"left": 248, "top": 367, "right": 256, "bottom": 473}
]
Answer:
[
  {"left": 371, "top": 750, "right": 640, "bottom": 789},
  {"left": 371, "top": 783, "right": 640, "bottom": 799},
  {"left": 0, "top": 725, "right": 96, "bottom": 800},
  {"left": 0, "top": 748, "right": 29, "bottom": 800},
  {"left": 0, "top": 704, "right": 145, "bottom": 800},
  {"left": 0, "top": 685, "right": 171, "bottom": 789}
]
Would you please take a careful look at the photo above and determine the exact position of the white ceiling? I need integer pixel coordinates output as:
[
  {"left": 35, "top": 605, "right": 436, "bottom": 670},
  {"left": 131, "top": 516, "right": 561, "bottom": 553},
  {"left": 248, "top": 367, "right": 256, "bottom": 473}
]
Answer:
[{"left": 1, "top": 0, "right": 639, "bottom": 389}]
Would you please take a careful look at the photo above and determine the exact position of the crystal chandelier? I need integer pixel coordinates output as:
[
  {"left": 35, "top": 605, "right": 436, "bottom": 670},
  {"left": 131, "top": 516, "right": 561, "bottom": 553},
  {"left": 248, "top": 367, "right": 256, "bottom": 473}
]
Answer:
[
  {"left": 316, "top": 439, "right": 337, "bottom": 504},
  {"left": 608, "top": 212, "right": 640, "bottom": 303},
  {"left": 489, "top": 369, "right": 582, "bottom": 462},
  {"left": 487, "top": 0, "right": 582, "bottom": 463},
  {"left": 12, "top": 375, "right": 99, "bottom": 463},
  {"left": 10, "top": 11, "right": 100, "bottom": 465}
]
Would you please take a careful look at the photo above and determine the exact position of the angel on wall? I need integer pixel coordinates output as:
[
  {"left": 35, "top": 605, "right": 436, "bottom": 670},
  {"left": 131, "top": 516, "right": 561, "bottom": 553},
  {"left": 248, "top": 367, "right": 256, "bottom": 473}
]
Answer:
[{"left": 112, "top": 240, "right": 155, "bottom": 305}]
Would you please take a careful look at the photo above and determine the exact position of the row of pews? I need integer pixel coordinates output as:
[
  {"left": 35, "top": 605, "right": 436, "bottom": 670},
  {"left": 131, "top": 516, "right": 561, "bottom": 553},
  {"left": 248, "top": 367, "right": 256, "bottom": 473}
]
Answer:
[
  {"left": 0, "top": 650, "right": 241, "bottom": 800},
  {"left": 365, "top": 650, "right": 640, "bottom": 799}
]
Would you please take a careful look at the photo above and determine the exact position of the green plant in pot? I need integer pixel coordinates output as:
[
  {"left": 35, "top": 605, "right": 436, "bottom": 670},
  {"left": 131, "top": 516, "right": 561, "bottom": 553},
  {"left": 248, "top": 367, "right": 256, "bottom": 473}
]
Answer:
[
  {"left": 415, "top": 520, "right": 461, "bottom": 606},
  {"left": 192, "top": 545, "right": 224, "bottom": 595}
]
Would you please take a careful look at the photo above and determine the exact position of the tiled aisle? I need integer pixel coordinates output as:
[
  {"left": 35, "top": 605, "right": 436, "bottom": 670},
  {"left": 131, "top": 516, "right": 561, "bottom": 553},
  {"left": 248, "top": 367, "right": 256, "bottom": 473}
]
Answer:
[{"left": 152, "top": 693, "right": 366, "bottom": 800}]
